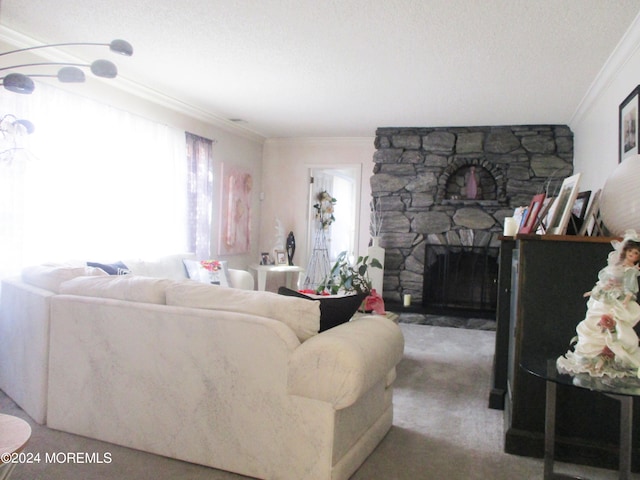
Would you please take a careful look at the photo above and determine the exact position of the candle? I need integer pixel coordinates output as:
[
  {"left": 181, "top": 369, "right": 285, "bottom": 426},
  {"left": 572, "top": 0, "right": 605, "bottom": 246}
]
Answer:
[
  {"left": 503, "top": 217, "right": 518, "bottom": 237},
  {"left": 403, "top": 294, "right": 412, "bottom": 307}
]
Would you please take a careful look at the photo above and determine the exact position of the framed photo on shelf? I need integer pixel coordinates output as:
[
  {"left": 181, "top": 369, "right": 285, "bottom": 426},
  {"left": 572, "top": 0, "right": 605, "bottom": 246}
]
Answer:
[
  {"left": 577, "top": 189, "right": 602, "bottom": 236},
  {"left": 275, "top": 250, "right": 288, "bottom": 265},
  {"left": 535, "top": 196, "right": 556, "bottom": 234},
  {"left": 519, "top": 193, "right": 546, "bottom": 234},
  {"left": 566, "top": 190, "right": 591, "bottom": 235},
  {"left": 619, "top": 85, "right": 640, "bottom": 163},
  {"left": 546, "top": 173, "right": 582, "bottom": 235}
]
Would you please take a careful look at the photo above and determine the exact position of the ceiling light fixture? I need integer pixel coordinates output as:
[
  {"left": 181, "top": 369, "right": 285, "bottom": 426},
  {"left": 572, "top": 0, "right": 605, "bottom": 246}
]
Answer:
[{"left": 0, "top": 39, "right": 133, "bottom": 94}]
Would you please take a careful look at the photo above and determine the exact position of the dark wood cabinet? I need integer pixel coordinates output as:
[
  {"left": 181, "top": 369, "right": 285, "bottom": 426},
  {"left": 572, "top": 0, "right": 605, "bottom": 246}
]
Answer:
[
  {"left": 498, "top": 235, "right": 640, "bottom": 471},
  {"left": 489, "top": 237, "right": 514, "bottom": 410}
]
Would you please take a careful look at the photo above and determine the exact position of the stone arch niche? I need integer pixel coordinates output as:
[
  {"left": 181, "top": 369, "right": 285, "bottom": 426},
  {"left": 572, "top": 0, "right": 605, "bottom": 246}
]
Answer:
[{"left": 436, "top": 158, "right": 506, "bottom": 204}]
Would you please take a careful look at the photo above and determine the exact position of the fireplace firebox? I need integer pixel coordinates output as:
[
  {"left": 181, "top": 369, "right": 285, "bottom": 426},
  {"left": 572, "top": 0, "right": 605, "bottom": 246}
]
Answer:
[{"left": 423, "top": 244, "right": 499, "bottom": 314}]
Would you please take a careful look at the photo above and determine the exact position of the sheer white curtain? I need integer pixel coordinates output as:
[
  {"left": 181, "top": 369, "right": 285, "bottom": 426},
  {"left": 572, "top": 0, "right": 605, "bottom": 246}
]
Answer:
[{"left": 0, "top": 83, "right": 188, "bottom": 279}]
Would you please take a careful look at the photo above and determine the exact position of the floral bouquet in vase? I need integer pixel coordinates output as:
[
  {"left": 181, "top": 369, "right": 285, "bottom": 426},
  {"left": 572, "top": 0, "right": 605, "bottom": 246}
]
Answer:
[{"left": 201, "top": 259, "right": 222, "bottom": 285}]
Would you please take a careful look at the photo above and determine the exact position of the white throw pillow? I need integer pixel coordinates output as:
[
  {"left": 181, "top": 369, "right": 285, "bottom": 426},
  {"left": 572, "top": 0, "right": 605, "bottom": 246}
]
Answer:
[
  {"left": 182, "top": 259, "right": 231, "bottom": 287},
  {"left": 166, "top": 282, "right": 320, "bottom": 342},
  {"left": 124, "top": 253, "right": 195, "bottom": 280},
  {"left": 21, "top": 264, "right": 108, "bottom": 293}
]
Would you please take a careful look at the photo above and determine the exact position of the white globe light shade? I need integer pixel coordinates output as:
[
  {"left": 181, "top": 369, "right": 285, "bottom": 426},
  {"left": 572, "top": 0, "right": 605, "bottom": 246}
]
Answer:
[{"left": 600, "top": 154, "right": 640, "bottom": 236}]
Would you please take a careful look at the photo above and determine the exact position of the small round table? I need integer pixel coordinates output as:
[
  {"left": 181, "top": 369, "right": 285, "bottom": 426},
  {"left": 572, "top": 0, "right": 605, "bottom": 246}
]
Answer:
[
  {"left": 0, "top": 414, "right": 32, "bottom": 480},
  {"left": 521, "top": 358, "right": 640, "bottom": 480}
]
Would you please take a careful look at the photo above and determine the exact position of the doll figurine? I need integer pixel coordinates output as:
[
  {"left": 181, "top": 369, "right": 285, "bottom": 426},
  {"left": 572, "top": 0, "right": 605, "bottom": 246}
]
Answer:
[
  {"left": 286, "top": 231, "right": 296, "bottom": 266},
  {"left": 557, "top": 230, "right": 640, "bottom": 378}
]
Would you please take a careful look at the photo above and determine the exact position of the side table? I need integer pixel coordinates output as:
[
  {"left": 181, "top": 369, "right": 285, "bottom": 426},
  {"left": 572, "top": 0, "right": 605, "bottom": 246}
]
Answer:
[
  {"left": 0, "top": 414, "right": 32, "bottom": 480},
  {"left": 249, "top": 264, "right": 304, "bottom": 291},
  {"left": 522, "top": 358, "right": 639, "bottom": 480}
]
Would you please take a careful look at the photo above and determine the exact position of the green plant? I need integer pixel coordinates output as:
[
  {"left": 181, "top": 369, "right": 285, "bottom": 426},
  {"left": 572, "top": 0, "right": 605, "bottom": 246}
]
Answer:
[{"left": 316, "top": 250, "right": 383, "bottom": 295}]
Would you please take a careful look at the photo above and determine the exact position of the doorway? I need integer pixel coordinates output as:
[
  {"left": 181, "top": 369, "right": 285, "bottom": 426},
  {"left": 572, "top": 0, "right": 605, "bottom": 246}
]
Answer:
[{"left": 307, "top": 165, "right": 361, "bottom": 263}]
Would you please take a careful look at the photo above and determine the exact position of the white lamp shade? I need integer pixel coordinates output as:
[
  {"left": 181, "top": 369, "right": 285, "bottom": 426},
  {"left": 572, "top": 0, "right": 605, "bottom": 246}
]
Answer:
[{"left": 600, "top": 154, "right": 640, "bottom": 236}]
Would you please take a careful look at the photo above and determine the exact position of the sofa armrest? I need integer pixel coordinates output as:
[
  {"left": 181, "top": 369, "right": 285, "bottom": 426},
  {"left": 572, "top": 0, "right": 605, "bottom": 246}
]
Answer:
[
  {"left": 0, "top": 278, "right": 56, "bottom": 424},
  {"left": 229, "top": 269, "right": 254, "bottom": 290},
  {"left": 287, "top": 316, "right": 404, "bottom": 409}
]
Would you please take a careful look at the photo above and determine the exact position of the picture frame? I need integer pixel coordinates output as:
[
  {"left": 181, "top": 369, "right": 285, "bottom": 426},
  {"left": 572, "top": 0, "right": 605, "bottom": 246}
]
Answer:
[
  {"left": 566, "top": 190, "right": 591, "bottom": 235},
  {"left": 535, "top": 196, "right": 556, "bottom": 234},
  {"left": 218, "top": 163, "right": 253, "bottom": 255},
  {"left": 260, "top": 252, "right": 271, "bottom": 265},
  {"left": 519, "top": 193, "right": 546, "bottom": 234},
  {"left": 619, "top": 85, "right": 640, "bottom": 163},
  {"left": 545, "top": 173, "right": 582, "bottom": 235},
  {"left": 577, "top": 189, "right": 602, "bottom": 236},
  {"left": 275, "top": 250, "right": 287, "bottom": 265}
]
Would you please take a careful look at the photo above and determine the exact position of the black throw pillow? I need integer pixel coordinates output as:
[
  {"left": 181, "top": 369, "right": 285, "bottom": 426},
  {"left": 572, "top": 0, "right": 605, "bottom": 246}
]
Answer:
[
  {"left": 87, "top": 261, "right": 130, "bottom": 275},
  {"left": 277, "top": 287, "right": 366, "bottom": 332}
]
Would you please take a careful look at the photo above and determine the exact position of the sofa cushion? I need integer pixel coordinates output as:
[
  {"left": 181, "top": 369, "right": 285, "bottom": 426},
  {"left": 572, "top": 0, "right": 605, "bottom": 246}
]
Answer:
[
  {"left": 59, "top": 275, "right": 177, "bottom": 304},
  {"left": 277, "top": 287, "right": 366, "bottom": 332},
  {"left": 182, "top": 259, "right": 231, "bottom": 287},
  {"left": 166, "top": 282, "right": 320, "bottom": 342},
  {"left": 86, "top": 261, "right": 131, "bottom": 275},
  {"left": 21, "top": 264, "right": 108, "bottom": 293}
]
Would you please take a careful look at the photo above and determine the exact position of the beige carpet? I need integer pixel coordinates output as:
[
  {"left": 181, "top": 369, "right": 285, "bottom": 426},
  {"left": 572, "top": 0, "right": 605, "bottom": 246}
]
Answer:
[{"left": 1, "top": 324, "right": 635, "bottom": 479}]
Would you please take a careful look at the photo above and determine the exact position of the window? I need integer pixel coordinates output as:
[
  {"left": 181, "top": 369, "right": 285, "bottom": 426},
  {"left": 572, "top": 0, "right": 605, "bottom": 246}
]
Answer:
[{"left": 0, "top": 83, "right": 188, "bottom": 279}]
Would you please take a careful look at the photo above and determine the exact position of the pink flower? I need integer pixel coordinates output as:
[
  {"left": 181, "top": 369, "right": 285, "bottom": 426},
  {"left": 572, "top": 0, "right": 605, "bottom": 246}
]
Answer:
[
  {"left": 597, "top": 314, "right": 616, "bottom": 332},
  {"left": 364, "top": 289, "right": 386, "bottom": 315},
  {"left": 200, "top": 260, "right": 221, "bottom": 272},
  {"left": 601, "top": 346, "right": 615, "bottom": 359}
]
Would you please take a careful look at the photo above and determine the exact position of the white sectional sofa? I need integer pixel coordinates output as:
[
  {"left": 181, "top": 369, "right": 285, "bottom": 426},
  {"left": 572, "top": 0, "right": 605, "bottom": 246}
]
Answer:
[
  {"left": 0, "top": 253, "right": 253, "bottom": 425},
  {"left": 0, "top": 255, "right": 404, "bottom": 480}
]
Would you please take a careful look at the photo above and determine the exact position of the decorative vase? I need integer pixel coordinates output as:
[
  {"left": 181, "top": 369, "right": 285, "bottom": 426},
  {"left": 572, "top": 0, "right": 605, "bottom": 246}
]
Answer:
[
  {"left": 600, "top": 154, "right": 640, "bottom": 235},
  {"left": 367, "top": 237, "right": 385, "bottom": 295}
]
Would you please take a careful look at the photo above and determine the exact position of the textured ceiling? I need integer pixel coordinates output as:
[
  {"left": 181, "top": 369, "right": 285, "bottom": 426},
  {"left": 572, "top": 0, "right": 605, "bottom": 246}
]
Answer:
[{"left": 1, "top": 0, "right": 640, "bottom": 138}]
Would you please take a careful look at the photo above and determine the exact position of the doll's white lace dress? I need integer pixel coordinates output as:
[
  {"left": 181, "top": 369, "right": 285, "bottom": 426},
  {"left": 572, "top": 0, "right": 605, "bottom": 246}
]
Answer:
[{"left": 557, "top": 234, "right": 640, "bottom": 378}]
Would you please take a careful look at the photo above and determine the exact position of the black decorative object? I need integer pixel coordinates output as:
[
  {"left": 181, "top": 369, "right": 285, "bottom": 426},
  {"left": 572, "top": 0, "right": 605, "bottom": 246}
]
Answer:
[{"left": 286, "top": 231, "right": 296, "bottom": 265}]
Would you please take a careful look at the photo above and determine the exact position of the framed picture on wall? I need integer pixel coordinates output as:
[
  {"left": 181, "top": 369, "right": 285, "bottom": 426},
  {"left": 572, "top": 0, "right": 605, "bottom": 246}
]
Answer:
[
  {"left": 218, "top": 163, "right": 253, "bottom": 255},
  {"left": 619, "top": 85, "right": 640, "bottom": 163}
]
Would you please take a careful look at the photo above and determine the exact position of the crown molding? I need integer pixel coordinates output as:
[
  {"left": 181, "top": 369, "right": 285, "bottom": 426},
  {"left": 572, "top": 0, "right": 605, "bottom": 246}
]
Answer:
[
  {"left": 0, "top": 26, "right": 266, "bottom": 143},
  {"left": 264, "top": 137, "right": 374, "bottom": 147},
  {"left": 571, "top": 11, "right": 640, "bottom": 125}
]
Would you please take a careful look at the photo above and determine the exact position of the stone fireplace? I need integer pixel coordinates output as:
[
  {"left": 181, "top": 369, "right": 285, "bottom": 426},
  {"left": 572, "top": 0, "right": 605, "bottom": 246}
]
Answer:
[{"left": 371, "top": 125, "right": 574, "bottom": 312}]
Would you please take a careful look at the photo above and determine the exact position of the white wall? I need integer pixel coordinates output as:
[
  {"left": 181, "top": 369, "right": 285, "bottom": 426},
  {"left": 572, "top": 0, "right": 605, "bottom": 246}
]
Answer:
[
  {"left": 571, "top": 12, "right": 640, "bottom": 193},
  {"left": 260, "top": 138, "right": 375, "bottom": 283}
]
